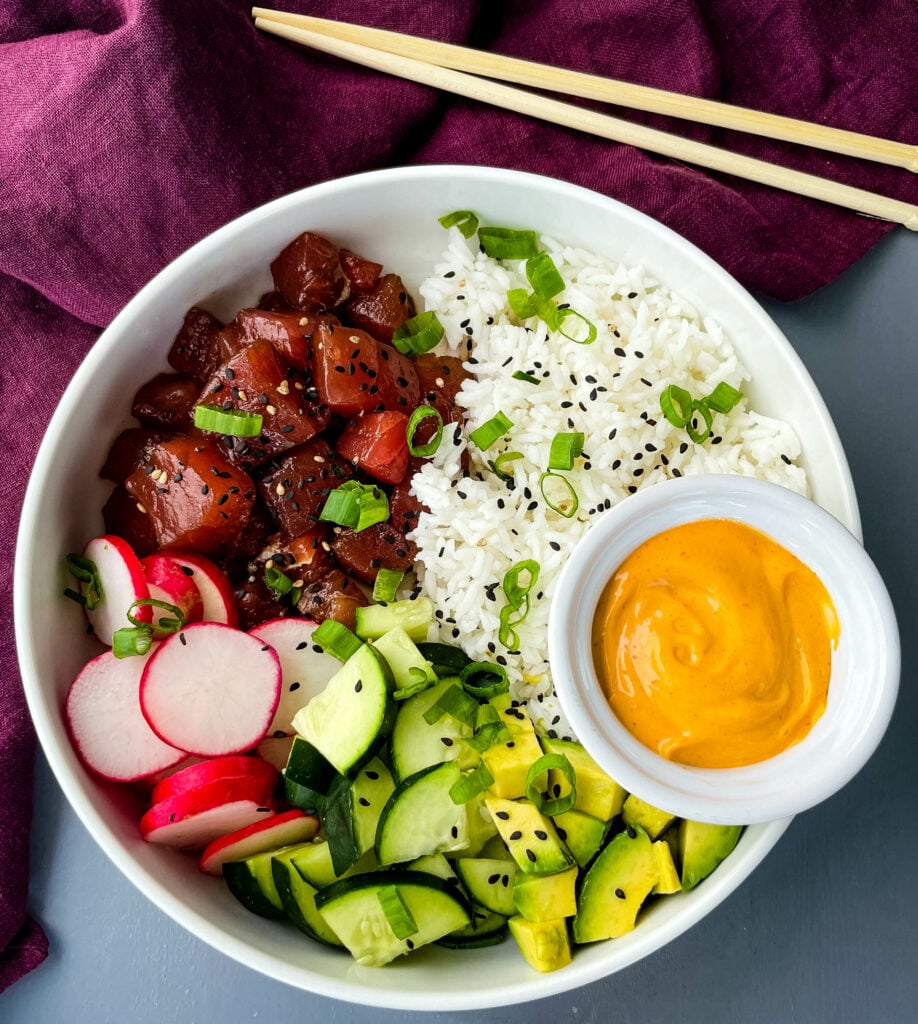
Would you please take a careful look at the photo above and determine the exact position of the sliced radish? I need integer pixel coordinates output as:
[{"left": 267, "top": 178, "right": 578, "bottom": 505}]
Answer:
[
  {"left": 249, "top": 617, "right": 339, "bottom": 737},
  {"left": 137, "top": 754, "right": 207, "bottom": 791},
  {"left": 151, "top": 754, "right": 278, "bottom": 805},
  {"left": 140, "top": 622, "right": 282, "bottom": 757},
  {"left": 66, "top": 648, "right": 186, "bottom": 782},
  {"left": 255, "top": 735, "right": 295, "bottom": 772},
  {"left": 164, "top": 553, "right": 238, "bottom": 626},
  {"left": 81, "top": 535, "right": 151, "bottom": 646},
  {"left": 142, "top": 553, "right": 204, "bottom": 629},
  {"left": 199, "top": 808, "right": 319, "bottom": 875},
  {"left": 140, "top": 774, "right": 277, "bottom": 850}
]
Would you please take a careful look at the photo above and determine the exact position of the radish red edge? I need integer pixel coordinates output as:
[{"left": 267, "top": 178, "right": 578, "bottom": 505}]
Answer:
[
  {"left": 199, "top": 809, "right": 320, "bottom": 875},
  {"left": 82, "top": 534, "right": 152, "bottom": 647},
  {"left": 164, "top": 553, "right": 239, "bottom": 626},
  {"left": 151, "top": 754, "right": 278, "bottom": 805}
]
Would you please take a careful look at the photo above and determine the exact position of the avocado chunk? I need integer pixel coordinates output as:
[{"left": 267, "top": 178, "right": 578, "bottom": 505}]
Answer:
[
  {"left": 485, "top": 797, "right": 574, "bottom": 875},
  {"left": 512, "top": 865, "right": 578, "bottom": 922},
  {"left": 651, "top": 839, "right": 682, "bottom": 895},
  {"left": 539, "top": 738, "right": 626, "bottom": 821},
  {"left": 508, "top": 916, "right": 572, "bottom": 972},
  {"left": 482, "top": 731, "right": 545, "bottom": 800},
  {"left": 679, "top": 820, "right": 743, "bottom": 891},
  {"left": 552, "top": 809, "right": 610, "bottom": 868},
  {"left": 573, "top": 825, "right": 659, "bottom": 943},
  {"left": 622, "top": 794, "right": 676, "bottom": 840}
]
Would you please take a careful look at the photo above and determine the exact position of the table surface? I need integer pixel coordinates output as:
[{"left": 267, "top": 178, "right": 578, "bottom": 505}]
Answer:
[{"left": 6, "top": 226, "right": 918, "bottom": 1024}]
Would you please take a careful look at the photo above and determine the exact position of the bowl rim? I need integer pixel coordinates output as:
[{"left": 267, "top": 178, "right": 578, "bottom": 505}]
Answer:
[{"left": 14, "top": 163, "right": 859, "bottom": 1008}]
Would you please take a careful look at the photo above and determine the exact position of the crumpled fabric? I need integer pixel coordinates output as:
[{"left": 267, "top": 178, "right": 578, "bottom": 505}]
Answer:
[{"left": 2, "top": 0, "right": 916, "bottom": 990}]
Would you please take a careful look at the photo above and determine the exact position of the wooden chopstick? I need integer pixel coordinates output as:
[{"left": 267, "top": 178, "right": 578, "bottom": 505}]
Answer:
[
  {"left": 253, "top": 9, "right": 918, "bottom": 175},
  {"left": 253, "top": 13, "right": 918, "bottom": 230}
]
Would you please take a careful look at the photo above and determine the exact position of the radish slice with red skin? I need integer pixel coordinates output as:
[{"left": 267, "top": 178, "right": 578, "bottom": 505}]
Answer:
[
  {"left": 81, "top": 535, "right": 151, "bottom": 646},
  {"left": 164, "top": 553, "right": 238, "bottom": 626},
  {"left": 199, "top": 808, "right": 319, "bottom": 875},
  {"left": 249, "top": 617, "right": 340, "bottom": 737},
  {"left": 140, "top": 774, "right": 277, "bottom": 849},
  {"left": 151, "top": 754, "right": 278, "bottom": 805},
  {"left": 142, "top": 553, "right": 204, "bottom": 629},
  {"left": 140, "top": 622, "right": 281, "bottom": 757},
  {"left": 255, "top": 735, "right": 295, "bottom": 772},
  {"left": 138, "top": 754, "right": 207, "bottom": 792},
  {"left": 66, "top": 648, "right": 186, "bottom": 782}
]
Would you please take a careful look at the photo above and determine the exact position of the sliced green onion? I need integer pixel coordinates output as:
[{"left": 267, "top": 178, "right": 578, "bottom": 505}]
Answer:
[
  {"left": 437, "top": 209, "right": 479, "bottom": 238},
  {"left": 391, "top": 310, "right": 445, "bottom": 356},
  {"left": 525, "top": 251, "right": 565, "bottom": 301},
  {"left": 511, "top": 370, "right": 540, "bottom": 385},
  {"left": 478, "top": 226, "right": 539, "bottom": 260},
  {"left": 507, "top": 288, "right": 538, "bottom": 319},
  {"left": 539, "top": 471, "right": 579, "bottom": 518},
  {"left": 487, "top": 450, "right": 523, "bottom": 481},
  {"left": 64, "top": 553, "right": 103, "bottom": 611},
  {"left": 548, "top": 432, "right": 584, "bottom": 471},
  {"left": 319, "top": 481, "right": 389, "bottom": 532},
  {"left": 469, "top": 411, "right": 513, "bottom": 451},
  {"left": 406, "top": 404, "right": 444, "bottom": 458},
  {"left": 555, "top": 307, "right": 597, "bottom": 344},
  {"left": 422, "top": 683, "right": 479, "bottom": 727},
  {"left": 312, "top": 619, "right": 363, "bottom": 662},
  {"left": 502, "top": 560, "right": 540, "bottom": 609},
  {"left": 465, "top": 720, "right": 512, "bottom": 753},
  {"left": 393, "top": 678, "right": 436, "bottom": 701},
  {"left": 459, "top": 662, "right": 509, "bottom": 700},
  {"left": 112, "top": 626, "right": 154, "bottom": 659},
  {"left": 193, "top": 405, "right": 263, "bottom": 437},
  {"left": 264, "top": 565, "right": 293, "bottom": 601},
  {"left": 475, "top": 703, "right": 501, "bottom": 729},
  {"left": 449, "top": 762, "right": 494, "bottom": 804},
  {"left": 372, "top": 568, "right": 405, "bottom": 603},
  {"left": 127, "top": 598, "right": 185, "bottom": 636},
  {"left": 377, "top": 887, "right": 418, "bottom": 940},
  {"left": 704, "top": 381, "right": 744, "bottom": 414},
  {"left": 660, "top": 384, "right": 693, "bottom": 428},
  {"left": 498, "top": 603, "right": 524, "bottom": 652},
  {"left": 526, "top": 753, "right": 577, "bottom": 816},
  {"left": 686, "top": 399, "right": 714, "bottom": 444}
]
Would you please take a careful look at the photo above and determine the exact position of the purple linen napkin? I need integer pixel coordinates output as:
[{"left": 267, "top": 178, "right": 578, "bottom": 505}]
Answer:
[{"left": 2, "top": 0, "right": 916, "bottom": 991}]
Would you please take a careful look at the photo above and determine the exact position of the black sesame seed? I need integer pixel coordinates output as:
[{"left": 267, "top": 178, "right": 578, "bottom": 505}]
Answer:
[
  {"left": 355, "top": 679, "right": 363, "bottom": 693},
  {"left": 496, "top": 811, "right": 510, "bottom": 820},
  {"left": 508, "top": 830, "right": 522, "bottom": 841},
  {"left": 525, "top": 849, "right": 537, "bottom": 863},
  {"left": 615, "top": 887, "right": 626, "bottom": 899},
  {"left": 441, "top": 737, "right": 454, "bottom": 747},
  {"left": 626, "top": 825, "right": 637, "bottom": 839},
  {"left": 534, "top": 830, "right": 548, "bottom": 840}
]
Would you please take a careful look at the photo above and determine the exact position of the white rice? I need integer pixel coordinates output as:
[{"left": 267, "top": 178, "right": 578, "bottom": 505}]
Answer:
[{"left": 409, "top": 229, "right": 807, "bottom": 739}]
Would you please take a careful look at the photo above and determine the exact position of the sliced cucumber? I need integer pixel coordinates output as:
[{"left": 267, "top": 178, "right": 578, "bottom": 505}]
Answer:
[
  {"left": 376, "top": 761, "right": 469, "bottom": 865},
  {"left": 282, "top": 736, "right": 337, "bottom": 812},
  {"left": 389, "top": 678, "right": 477, "bottom": 783},
  {"left": 372, "top": 627, "right": 437, "bottom": 692},
  {"left": 314, "top": 870, "right": 471, "bottom": 966},
  {"left": 416, "top": 641, "right": 472, "bottom": 678},
  {"left": 224, "top": 842, "right": 310, "bottom": 920},
  {"left": 291, "top": 644, "right": 394, "bottom": 777},
  {"left": 323, "top": 756, "right": 395, "bottom": 875},
  {"left": 271, "top": 847, "right": 344, "bottom": 947},
  {"left": 453, "top": 858, "right": 517, "bottom": 917},
  {"left": 438, "top": 903, "right": 508, "bottom": 949},
  {"left": 355, "top": 597, "right": 433, "bottom": 642}
]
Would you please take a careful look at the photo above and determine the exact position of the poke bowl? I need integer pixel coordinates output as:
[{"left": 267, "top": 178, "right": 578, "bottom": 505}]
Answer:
[{"left": 15, "top": 165, "right": 860, "bottom": 1010}]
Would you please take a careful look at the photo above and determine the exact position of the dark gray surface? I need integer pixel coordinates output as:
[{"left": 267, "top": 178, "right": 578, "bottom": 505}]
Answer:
[{"left": 6, "top": 227, "right": 917, "bottom": 1024}]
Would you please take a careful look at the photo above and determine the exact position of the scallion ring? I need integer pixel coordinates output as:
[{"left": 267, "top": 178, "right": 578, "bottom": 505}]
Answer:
[
  {"left": 391, "top": 310, "right": 445, "bottom": 356},
  {"left": 507, "top": 288, "right": 538, "bottom": 320},
  {"left": 525, "top": 251, "right": 565, "bottom": 301},
  {"left": 704, "top": 381, "right": 744, "bottom": 414},
  {"left": 372, "top": 568, "right": 405, "bottom": 603},
  {"left": 264, "top": 565, "right": 293, "bottom": 601},
  {"left": 127, "top": 598, "right": 185, "bottom": 636},
  {"left": 449, "top": 763, "right": 495, "bottom": 804},
  {"left": 459, "top": 661, "right": 509, "bottom": 700},
  {"left": 422, "top": 683, "right": 479, "bottom": 727},
  {"left": 193, "top": 405, "right": 263, "bottom": 437},
  {"left": 555, "top": 307, "right": 597, "bottom": 344},
  {"left": 511, "top": 370, "right": 540, "bottom": 385},
  {"left": 525, "top": 753, "right": 577, "bottom": 816},
  {"left": 469, "top": 411, "right": 513, "bottom": 451},
  {"left": 319, "top": 481, "right": 390, "bottom": 532},
  {"left": 539, "top": 471, "right": 579, "bottom": 518},
  {"left": 112, "top": 626, "right": 154, "bottom": 659},
  {"left": 478, "top": 226, "right": 540, "bottom": 260},
  {"left": 406, "top": 404, "right": 444, "bottom": 457},
  {"left": 64, "top": 553, "right": 103, "bottom": 611},
  {"left": 502, "top": 559, "right": 540, "bottom": 609},
  {"left": 660, "top": 384, "right": 693, "bottom": 428},
  {"left": 548, "top": 431, "right": 584, "bottom": 471},
  {"left": 377, "top": 888, "right": 418, "bottom": 940},
  {"left": 487, "top": 450, "right": 523, "bottom": 481},
  {"left": 687, "top": 399, "right": 714, "bottom": 444},
  {"left": 437, "top": 209, "right": 479, "bottom": 238},
  {"left": 312, "top": 619, "right": 363, "bottom": 662}
]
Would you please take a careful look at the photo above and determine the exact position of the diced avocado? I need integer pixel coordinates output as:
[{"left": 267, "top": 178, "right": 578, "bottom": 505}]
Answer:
[
  {"left": 651, "top": 839, "right": 682, "bottom": 895},
  {"left": 372, "top": 627, "right": 437, "bottom": 691},
  {"left": 482, "top": 730, "right": 545, "bottom": 800},
  {"left": 552, "top": 809, "right": 610, "bottom": 868},
  {"left": 512, "top": 865, "right": 578, "bottom": 922},
  {"left": 508, "top": 916, "right": 572, "bottom": 972},
  {"left": 453, "top": 858, "right": 517, "bottom": 916},
  {"left": 622, "top": 794, "right": 676, "bottom": 840},
  {"left": 485, "top": 797, "right": 574, "bottom": 875},
  {"left": 679, "top": 820, "right": 743, "bottom": 891},
  {"left": 489, "top": 693, "right": 536, "bottom": 738},
  {"left": 573, "top": 826, "right": 659, "bottom": 943},
  {"left": 354, "top": 597, "right": 434, "bottom": 642},
  {"left": 539, "top": 738, "right": 626, "bottom": 821}
]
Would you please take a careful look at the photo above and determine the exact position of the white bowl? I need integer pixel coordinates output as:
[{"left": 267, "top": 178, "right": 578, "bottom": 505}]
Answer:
[
  {"left": 548, "top": 475, "right": 900, "bottom": 825},
  {"left": 15, "top": 165, "right": 864, "bottom": 1010}
]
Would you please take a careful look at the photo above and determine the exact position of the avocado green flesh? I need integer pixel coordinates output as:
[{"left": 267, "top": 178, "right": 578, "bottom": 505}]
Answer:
[{"left": 679, "top": 821, "right": 743, "bottom": 891}]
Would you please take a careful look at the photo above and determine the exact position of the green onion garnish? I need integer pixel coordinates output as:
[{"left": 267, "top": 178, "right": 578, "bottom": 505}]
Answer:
[
  {"left": 438, "top": 209, "right": 479, "bottom": 238},
  {"left": 502, "top": 559, "right": 540, "bottom": 610},
  {"left": 507, "top": 288, "right": 538, "bottom": 319},
  {"left": 391, "top": 310, "right": 445, "bottom": 356},
  {"left": 319, "top": 481, "right": 390, "bottom": 533},
  {"left": 449, "top": 763, "right": 495, "bottom": 804},
  {"left": 393, "top": 675, "right": 436, "bottom": 702},
  {"left": 312, "top": 619, "right": 363, "bottom": 662},
  {"left": 498, "top": 603, "right": 525, "bottom": 652},
  {"left": 377, "top": 887, "right": 419, "bottom": 940},
  {"left": 406, "top": 404, "right": 444, "bottom": 458},
  {"left": 422, "top": 683, "right": 479, "bottom": 727},
  {"left": 539, "top": 471, "right": 579, "bottom": 518},
  {"left": 704, "top": 381, "right": 744, "bottom": 414},
  {"left": 526, "top": 753, "right": 577, "bottom": 816},
  {"left": 64, "top": 553, "right": 103, "bottom": 611},
  {"left": 112, "top": 626, "right": 154, "bottom": 659},
  {"left": 469, "top": 411, "right": 513, "bottom": 451},
  {"left": 555, "top": 308, "right": 598, "bottom": 344},
  {"left": 548, "top": 431, "right": 584, "bottom": 471},
  {"left": 511, "top": 370, "right": 540, "bottom": 385},
  {"left": 459, "top": 662, "right": 509, "bottom": 700},
  {"left": 264, "top": 565, "right": 293, "bottom": 601},
  {"left": 465, "top": 720, "right": 512, "bottom": 752},
  {"left": 525, "top": 252, "right": 565, "bottom": 301},
  {"left": 193, "top": 405, "right": 263, "bottom": 437},
  {"left": 660, "top": 384, "right": 693, "bottom": 428},
  {"left": 372, "top": 568, "right": 405, "bottom": 603},
  {"left": 687, "top": 399, "right": 714, "bottom": 444},
  {"left": 478, "top": 226, "right": 540, "bottom": 261},
  {"left": 487, "top": 450, "right": 523, "bottom": 481},
  {"left": 127, "top": 598, "right": 185, "bottom": 636}
]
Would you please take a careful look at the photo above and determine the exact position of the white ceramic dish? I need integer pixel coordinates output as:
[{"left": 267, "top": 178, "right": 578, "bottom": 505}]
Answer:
[
  {"left": 548, "top": 474, "right": 898, "bottom": 825},
  {"left": 15, "top": 165, "right": 861, "bottom": 1010}
]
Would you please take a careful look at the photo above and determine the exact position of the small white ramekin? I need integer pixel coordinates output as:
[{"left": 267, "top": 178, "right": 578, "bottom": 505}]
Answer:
[{"left": 548, "top": 474, "right": 900, "bottom": 825}]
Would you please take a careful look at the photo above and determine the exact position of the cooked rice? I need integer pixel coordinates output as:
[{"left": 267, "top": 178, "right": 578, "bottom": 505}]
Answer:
[{"left": 409, "top": 230, "right": 807, "bottom": 740}]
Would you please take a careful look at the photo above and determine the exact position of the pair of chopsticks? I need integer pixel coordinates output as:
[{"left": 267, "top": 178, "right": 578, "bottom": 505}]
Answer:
[{"left": 252, "top": 8, "right": 918, "bottom": 230}]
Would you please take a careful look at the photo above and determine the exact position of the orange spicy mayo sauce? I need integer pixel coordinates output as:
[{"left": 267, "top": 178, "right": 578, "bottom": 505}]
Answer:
[{"left": 591, "top": 519, "right": 839, "bottom": 768}]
